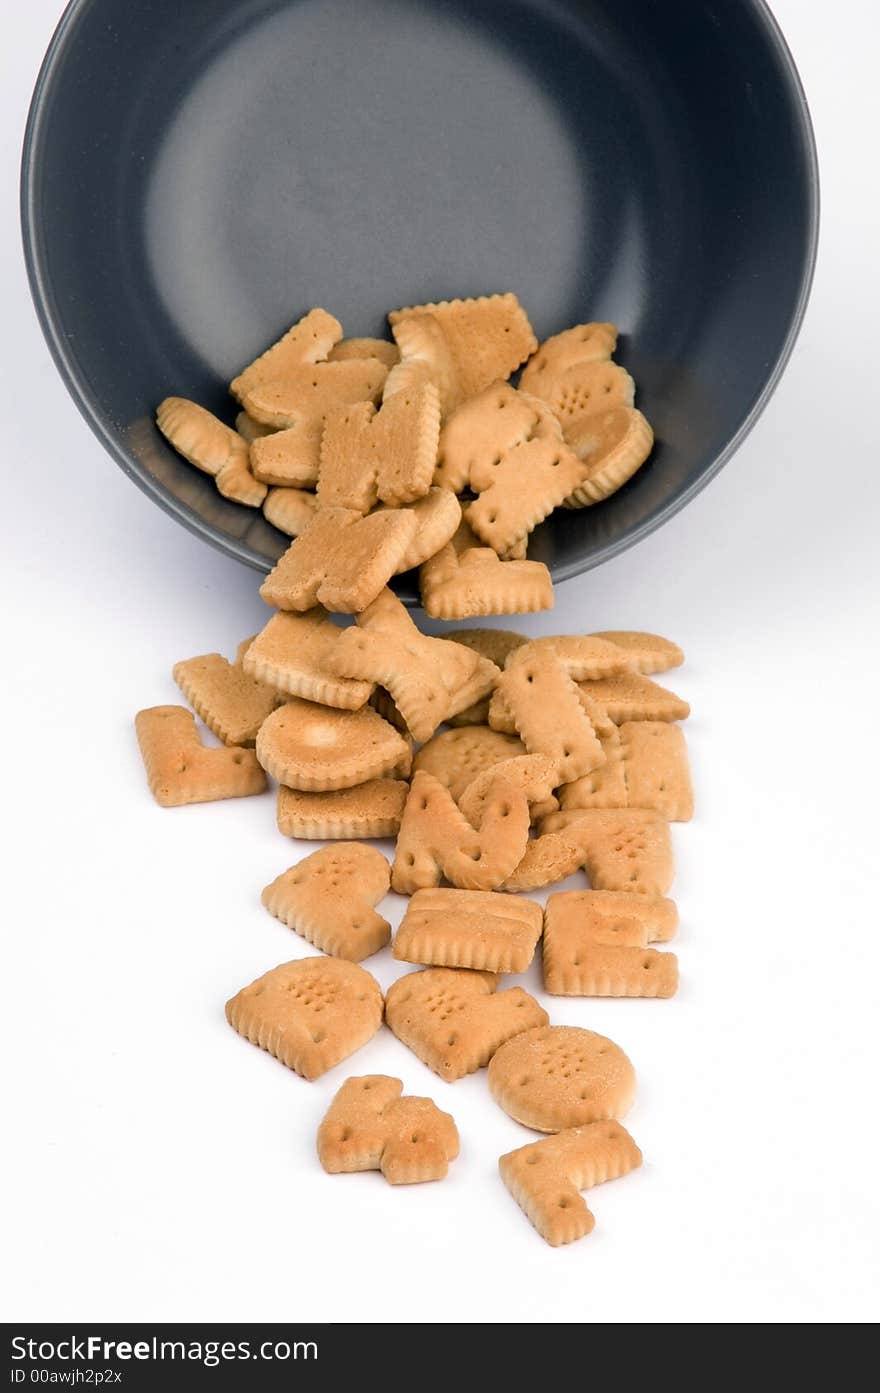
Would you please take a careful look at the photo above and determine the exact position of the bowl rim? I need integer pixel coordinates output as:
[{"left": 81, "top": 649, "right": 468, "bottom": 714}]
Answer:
[{"left": 20, "top": 0, "right": 820, "bottom": 584}]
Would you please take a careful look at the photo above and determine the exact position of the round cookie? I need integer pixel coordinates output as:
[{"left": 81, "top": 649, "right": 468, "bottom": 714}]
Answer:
[{"left": 488, "top": 1025, "right": 636, "bottom": 1132}]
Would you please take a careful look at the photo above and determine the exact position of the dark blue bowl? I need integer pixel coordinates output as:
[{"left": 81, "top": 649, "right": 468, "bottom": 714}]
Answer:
[{"left": 22, "top": 0, "right": 818, "bottom": 597}]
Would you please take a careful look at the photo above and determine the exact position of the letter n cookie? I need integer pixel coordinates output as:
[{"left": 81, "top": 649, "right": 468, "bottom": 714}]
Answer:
[{"left": 317, "top": 1075, "right": 459, "bottom": 1184}]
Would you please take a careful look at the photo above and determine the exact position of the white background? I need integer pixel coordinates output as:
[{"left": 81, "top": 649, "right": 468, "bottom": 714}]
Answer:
[{"left": 2, "top": 0, "right": 879, "bottom": 1326}]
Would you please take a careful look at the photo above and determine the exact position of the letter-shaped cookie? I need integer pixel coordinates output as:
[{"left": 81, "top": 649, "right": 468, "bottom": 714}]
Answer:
[
  {"left": 393, "top": 888, "right": 544, "bottom": 974},
  {"left": 385, "top": 967, "right": 548, "bottom": 1081},
  {"left": 225, "top": 957, "right": 384, "bottom": 1080},
  {"left": 535, "top": 809, "right": 675, "bottom": 896},
  {"left": 392, "top": 770, "right": 530, "bottom": 894},
  {"left": 262, "top": 844, "right": 392, "bottom": 961},
  {"left": 494, "top": 650, "right": 605, "bottom": 783},
  {"left": 317, "top": 383, "right": 441, "bottom": 511},
  {"left": 420, "top": 520, "right": 553, "bottom": 619},
  {"left": 327, "top": 588, "right": 498, "bottom": 742},
  {"left": 172, "top": 651, "right": 280, "bottom": 746},
  {"left": 499, "top": 1121, "right": 642, "bottom": 1246},
  {"left": 543, "top": 890, "right": 679, "bottom": 997},
  {"left": 259, "top": 508, "right": 418, "bottom": 614},
  {"left": 156, "top": 398, "right": 266, "bottom": 506},
  {"left": 317, "top": 1075, "right": 459, "bottom": 1184},
  {"left": 135, "top": 706, "right": 266, "bottom": 807}
]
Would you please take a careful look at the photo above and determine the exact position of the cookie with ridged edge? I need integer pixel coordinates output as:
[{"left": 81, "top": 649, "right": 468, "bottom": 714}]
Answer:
[
  {"left": 562, "top": 407, "right": 654, "bottom": 507},
  {"left": 576, "top": 671, "right": 690, "bottom": 723},
  {"left": 276, "top": 780, "right": 408, "bottom": 840},
  {"left": 412, "top": 726, "right": 525, "bottom": 800},
  {"left": 589, "top": 630, "right": 684, "bottom": 675},
  {"left": 328, "top": 337, "right": 400, "bottom": 368},
  {"left": 535, "top": 808, "right": 674, "bottom": 896},
  {"left": 318, "top": 1075, "right": 458, "bottom": 1184},
  {"left": 519, "top": 322, "right": 618, "bottom": 400},
  {"left": 467, "top": 415, "right": 586, "bottom": 555},
  {"left": 317, "top": 383, "right": 441, "bottom": 512},
  {"left": 543, "top": 889, "right": 679, "bottom": 997},
  {"left": 493, "top": 649, "right": 605, "bottom": 783},
  {"left": 389, "top": 293, "right": 537, "bottom": 406},
  {"left": 225, "top": 956, "right": 383, "bottom": 1081},
  {"left": 250, "top": 418, "right": 323, "bottom": 486},
  {"left": 156, "top": 397, "right": 266, "bottom": 506},
  {"left": 326, "top": 588, "right": 497, "bottom": 743},
  {"left": 241, "top": 358, "right": 388, "bottom": 430},
  {"left": 172, "top": 652, "right": 280, "bottom": 746},
  {"left": 385, "top": 967, "right": 548, "bottom": 1081},
  {"left": 533, "top": 359, "right": 635, "bottom": 428},
  {"left": 488, "top": 1024, "right": 637, "bottom": 1132},
  {"left": 259, "top": 507, "right": 417, "bottom": 614},
  {"left": 443, "top": 628, "right": 527, "bottom": 725},
  {"left": 256, "top": 698, "right": 411, "bottom": 791},
  {"left": 420, "top": 520, "right": 553, "bottom": 619},
  {"left": 230, "top": 306, "right": 342, "bottom": 402},
  {"left": 561, "top": 721, "right": 693, "bottom": 822},
  {"left": 261, "top": 844, "right": 391, "bottom": 961},
  {"left": 372, "top": 487, "right": 461, "bottom": 573},
  {"left": 393, "top": 887, "right": 543, "bottom": 974},
  {"left": 434, "top": 381, "right": 540, "bottom": 493},
  {"left": 262, "top": 486, "right": 317, "bottom": 536},
  {"left": 244, "top": 609, "right": 374, "bottom": 710},
  {"left": 458, "top": 753, "right": 559, "bottom": 827},
  {"left": 499, "top": 1120, "right": 642, "bottom": 1246},
  {"left": 392, "top": 769, "right": 530, "bottom": 894},
  {"left": 135, "top": 706, "right": 266, "bottom": 807}
]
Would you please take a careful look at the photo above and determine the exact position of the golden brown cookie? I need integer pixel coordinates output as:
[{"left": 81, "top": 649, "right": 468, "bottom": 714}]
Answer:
[
  {"left": 250, "top": 418, "right": 324, "bottom": 486},
  {"left": 172, "top": 652, "right": 280, "bottom": 746},
  {"left": 393, "top": 887, "right": 544, "bottom": 973},
  {"left": 392, "top": 770, "right": 530, "bottom": 894},
  {"left": 244, "top": 609, "right": 374, "bottom": 710},
  {"left": 493, "top": 649, "right": 605, "bottom": 783},
  {"left": 467, "top": 429, "right": 586, "bottom": 556},
  {"left": 389, "top": 293, "right": 537, "bottom": 406},
  {"left": 376, "top": 487, "right": 461, "bottom": 572},
  {"left": 230, "top": 306, "right": 342, "bottom": 401},
  {"left": 576, "top": 672, "right": 690, "bottom": 723},
  {"left": 259, "top": 507, "right": 417, "bottom": 614},
  {"left": 276, "top": 780, "right": 409, "bottom": 840},
  {"left": 225, "top": 956, "right": 383, "bottom": 1081},
  {"left": 532, "top": 360, "right": 635, "bottom": 427},
  {"left": 488, "top": 1024, "right": 637, "bottom": 1131},
  {"left": 561, "top": 721, "right": 693, "bottom": 821},
  {"left": 589, "top": 630, "right": 684, "bottom": 674},
  {"left": 519, "top": 322, "right": 618, "bottom": 400},
  {"left": 241, "top": 358, "right": 389, "bottom": 430},
  {"left": 317, "top": 1075, "right": 458, "bottom": 1184},
  {"left": 328, "top": 337, "right": 400, "bottom": 368},
  {"left": 457, "top": 753, "right": 559, "bottom": 827},
  {"left": 499, "top": 1121, "right": 642, "bottom": 1246},
  {"left": 443, "top": 628, "right": 528, "bottom": 725},
  {"left": 536, "top": 808, "right": 675, "bottom": 896},
  {"left": 326, "top": 588, "right": 498, "bottom": 742},
  {"left": 156, "top": 397, "right": 266, "bottom": 506},
  {"left": 434, "top": 381, "right": 541, "bottom": 492},
  {"left": 385, "top": 967, "right": 548, "bottom": 1081},
  {"left": 562, "top": 407, "right": 654, "bottom": 507},
  {"left": 506, "top": 634, "right": 635, "bottom": 681},
  {"left": 317, "top": 384, "right": 441, "bottom": 511},
  {"left": 543, "top": 889, "right": 679, "bottom": 996},
  {"left": 256, "top": 699, "right": 411, "bottom": 791},
  {"left": 420, "top": 520, "right": 553, "bottom": 619},
  {"left": 262, "top": 486, "right": 318, "bottom": 536},
  {"left": 412, "top": 726, "right": 525, "bottom": 800},
  {"left": 135, "top": 706, "right": 266, "bottom": 807},
  {"left": 262, "top": 844, "right": 391, "bottom": 961}
]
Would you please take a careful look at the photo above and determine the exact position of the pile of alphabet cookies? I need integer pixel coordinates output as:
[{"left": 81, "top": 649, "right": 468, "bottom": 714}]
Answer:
[{"left": 138, "top": 294, "right": 692, "bottom": 1247}]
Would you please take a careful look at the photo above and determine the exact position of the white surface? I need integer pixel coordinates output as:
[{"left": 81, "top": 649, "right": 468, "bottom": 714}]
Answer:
[{"left": 2, "top": 0, "right": 879, "bottom": 1327}]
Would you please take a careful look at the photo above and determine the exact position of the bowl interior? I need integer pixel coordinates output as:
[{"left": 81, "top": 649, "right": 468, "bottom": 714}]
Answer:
[{"left": 23, "top": 0, "right": 817, "bottom": 596}]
